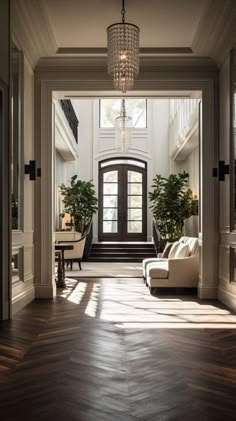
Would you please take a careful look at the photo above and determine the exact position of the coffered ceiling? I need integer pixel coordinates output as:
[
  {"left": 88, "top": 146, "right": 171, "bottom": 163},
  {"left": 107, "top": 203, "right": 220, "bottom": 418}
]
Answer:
[{"left": 11, "top": 0, "right": 236, "bottom": 67}]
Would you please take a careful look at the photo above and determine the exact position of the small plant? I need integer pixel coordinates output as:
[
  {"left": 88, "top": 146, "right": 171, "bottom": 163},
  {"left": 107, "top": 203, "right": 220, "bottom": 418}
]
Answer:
[
  {"left": 149, "top": 172, "right": 195, "bottom": 241},
  {"left": 60, "top": 176, "right": 98, "bottom": 234}
]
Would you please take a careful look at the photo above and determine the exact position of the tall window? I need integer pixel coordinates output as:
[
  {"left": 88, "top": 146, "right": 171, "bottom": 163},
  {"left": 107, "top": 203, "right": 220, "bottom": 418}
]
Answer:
[{"left": 100, "top": 99, "right": 147, "bottom": 128}]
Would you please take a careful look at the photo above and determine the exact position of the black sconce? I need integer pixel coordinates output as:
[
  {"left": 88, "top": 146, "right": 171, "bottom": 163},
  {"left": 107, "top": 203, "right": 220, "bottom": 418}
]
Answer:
[
  {"left": 212, "top": 160, "right": 229, "bottom": 181},
  {"left": 24, "top": 160, "right": 41, "bottom": 181}
]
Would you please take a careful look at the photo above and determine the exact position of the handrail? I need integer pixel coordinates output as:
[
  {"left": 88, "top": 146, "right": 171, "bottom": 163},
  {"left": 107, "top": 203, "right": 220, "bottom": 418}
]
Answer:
[
  {"left": 60, "top": 99, "right": 78, "bottom": 143},
  {"left": 152, "top": 221, "right": 160, "bottom": 254}
]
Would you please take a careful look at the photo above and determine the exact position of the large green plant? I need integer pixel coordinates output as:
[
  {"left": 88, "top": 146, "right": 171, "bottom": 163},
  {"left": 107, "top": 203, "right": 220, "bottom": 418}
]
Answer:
[
  {"left": 60, "top": 176, "right": 98, "bottom": 234},
  {"left": 149, "top": 172, "right": 195, "bottom": 241}
]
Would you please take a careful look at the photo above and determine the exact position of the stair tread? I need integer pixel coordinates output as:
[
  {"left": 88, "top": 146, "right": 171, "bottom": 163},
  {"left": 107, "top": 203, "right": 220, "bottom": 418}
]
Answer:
[{"left": 89, "top": 242, "right": 156, "bottom": 262}]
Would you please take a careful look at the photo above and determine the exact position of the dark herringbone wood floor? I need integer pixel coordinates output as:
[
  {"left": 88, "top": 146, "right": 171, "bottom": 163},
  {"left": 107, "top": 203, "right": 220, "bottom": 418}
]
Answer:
[{"left": 0, "top": 278, "right": 236, "bottom": 421}]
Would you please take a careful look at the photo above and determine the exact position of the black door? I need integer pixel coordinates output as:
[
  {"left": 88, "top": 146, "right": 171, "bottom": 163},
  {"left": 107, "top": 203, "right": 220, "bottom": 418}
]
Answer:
[{"left": 99, "top": 159, "right": 147, "bottom": 241}]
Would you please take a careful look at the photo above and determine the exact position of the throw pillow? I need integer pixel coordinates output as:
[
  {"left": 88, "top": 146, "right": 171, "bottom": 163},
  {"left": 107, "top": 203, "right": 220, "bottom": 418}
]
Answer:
[
  {"left": 162, "top": 242, "right": 173, "bottom": 258},
  {"left": 168, "top": 241, "right": 180, "bottom": 259},
  {"left": 175, "top": 243, "right": 190, "bottom": 258}
]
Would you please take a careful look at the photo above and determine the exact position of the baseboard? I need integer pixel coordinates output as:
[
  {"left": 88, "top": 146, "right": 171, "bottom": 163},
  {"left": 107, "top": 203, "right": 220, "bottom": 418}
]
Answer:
[
  {"left": 198, "top": 284, "right": 218, "bottom": 299},
  {"left": 218, "top": 287, "right": 236, "bottom": 312},
  {"left": 12, "top": 285, "right": 35, "bottom": 315},
  {"left": 35, "top": 282, "right": 57, "bottom": 298}
]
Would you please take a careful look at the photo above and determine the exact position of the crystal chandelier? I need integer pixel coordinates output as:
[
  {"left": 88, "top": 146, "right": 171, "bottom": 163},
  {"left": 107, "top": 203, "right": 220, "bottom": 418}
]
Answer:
[
  {"left": 115, "top": 99, "right": 133, "bottom": 152},
  {"left": 107, "top": 0, "right": 140, "bottom": 93}
]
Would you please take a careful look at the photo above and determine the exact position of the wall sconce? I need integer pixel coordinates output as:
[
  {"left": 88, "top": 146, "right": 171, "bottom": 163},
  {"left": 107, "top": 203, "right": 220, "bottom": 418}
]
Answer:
[{"left": 24, "top": 160, "right": 41, "bottom": 181}]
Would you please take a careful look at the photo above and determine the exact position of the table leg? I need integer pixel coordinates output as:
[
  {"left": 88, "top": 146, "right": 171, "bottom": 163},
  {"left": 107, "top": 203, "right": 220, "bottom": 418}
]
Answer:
[{"left": 57, "top": 249, "right": 66, "bottom": 288}]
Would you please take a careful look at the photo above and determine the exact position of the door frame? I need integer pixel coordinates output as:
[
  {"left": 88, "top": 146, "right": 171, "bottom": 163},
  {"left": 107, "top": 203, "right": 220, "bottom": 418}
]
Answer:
[
  {"left": 98, "top": 157, "right": 147, "bottom": 242},
  {"left": 34, "top": 56, "right": 219, "bottom": 300}
]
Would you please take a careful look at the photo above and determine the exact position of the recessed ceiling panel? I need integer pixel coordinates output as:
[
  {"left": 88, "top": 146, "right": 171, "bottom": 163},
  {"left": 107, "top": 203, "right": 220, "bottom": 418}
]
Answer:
[{"left": 44, "top": 0, "right": 207, "bottom": 49}]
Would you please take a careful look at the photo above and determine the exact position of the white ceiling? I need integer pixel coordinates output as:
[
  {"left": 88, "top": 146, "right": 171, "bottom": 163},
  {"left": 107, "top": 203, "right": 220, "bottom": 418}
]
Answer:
[{"left": 43, "top": 0, "right": 207, "bottom": 49}]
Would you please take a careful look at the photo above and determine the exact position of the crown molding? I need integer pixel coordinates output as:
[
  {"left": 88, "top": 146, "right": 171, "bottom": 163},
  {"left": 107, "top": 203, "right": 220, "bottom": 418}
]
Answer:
[
  {"left": 36, "top": 56, "right": 218, "bottom": 73},
  {"left": 192, "top": 0, "right": 236, "bottom": 66},
  {"left": 11, "top": 0, "right": 57, "bottom": 68},
  {"left": 57, "top": 47, "right": 193, "bottom": 56}
]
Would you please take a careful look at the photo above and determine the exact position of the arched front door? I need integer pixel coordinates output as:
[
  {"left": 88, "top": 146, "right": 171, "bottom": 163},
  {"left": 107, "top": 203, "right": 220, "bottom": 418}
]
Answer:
[{"left": 99, "top": 158, "right": 147, "bottom": 241}]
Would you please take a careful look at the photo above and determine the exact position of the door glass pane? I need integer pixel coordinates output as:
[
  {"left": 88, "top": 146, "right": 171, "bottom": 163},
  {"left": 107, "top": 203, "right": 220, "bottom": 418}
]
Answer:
[
  {"left": 128, "top": 183, "right": 142, "bottom": 195},
  {"left": 103, "top": 171, "right": 118, "bottom": 183},
  {"left": 128, "top": 208, "right": 142, "bottom": 220},
  {"left": 128, "top": 171, "right": 142, "bottom": 183},
  {"left": 128, "top": 195, "right": 142, "bottom": 208},
  {"left": 104, "top": 183, "right": 118, "bottom": 195},
  {"left": 103, "top": 195, "right": 118, "bottom": 207},
  {"left": 103, "top": 208, "right": 118, "bottom": 220},
  {"left": 128, "top": 221, "right": 142, "bottom": 233},
  {"left": 103, "top": 221, "right": 117, "bottom": 233}
]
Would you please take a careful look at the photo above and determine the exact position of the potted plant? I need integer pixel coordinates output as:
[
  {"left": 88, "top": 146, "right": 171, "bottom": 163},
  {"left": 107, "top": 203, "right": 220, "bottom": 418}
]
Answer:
[
  {"left": 149, "top": 172, "right": 196, "bottom": 250},
  {"left": 60, "top": 175, "right": 98, "bottom": 235}
]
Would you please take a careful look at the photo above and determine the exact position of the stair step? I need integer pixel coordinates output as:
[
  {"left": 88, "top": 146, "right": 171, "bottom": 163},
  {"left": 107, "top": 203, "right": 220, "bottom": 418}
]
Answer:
[
  {"left": 89, "top": 253, "right": 156, "bottom": 257},
  {"left": 87, "top": 257, "right": 145, "bottom": 262},
  {"left": 88, "top": 242, "right": 156, "bottom": 262},
  {"left": 92, "top": 243, "right": 155, "bottom": 249}
]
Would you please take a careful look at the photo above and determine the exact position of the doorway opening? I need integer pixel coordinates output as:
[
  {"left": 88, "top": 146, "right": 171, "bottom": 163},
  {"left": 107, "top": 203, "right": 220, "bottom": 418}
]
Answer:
[{"left": 53, "top": 94, "right": 201, "bottom": 277}]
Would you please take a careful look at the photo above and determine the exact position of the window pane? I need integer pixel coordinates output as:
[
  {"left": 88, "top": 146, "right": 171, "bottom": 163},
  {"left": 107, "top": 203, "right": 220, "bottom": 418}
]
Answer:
[
  {"left": 100, "top": 99, "right": 146, "bottom": 128},
  {"left": 128, "top": 171, "right": 142, "bottom": 182},
  {"left": 103, "top": 171, "right": 118, "bottom": 182},
  {"left": 104, "top": 183, "right": 118, "bottom": 194},
  {"left": 128, "top": 183, "right": 142, "bottom": 195},
  {"left": 103, "top": 195, "right": 118, "bottom": 207},
  {"left": 103, "top": 208, "right": 118, "bottom": 220},
  {"left": 103, "top": 221, "right": 117, "bottom": 233},
  {"left": 101, "top": 159, "right": 145, "bottom": 168},
  {"left": 128, "top": 208, "right": 142, "bottom": 220},
  {"left": 128, "top": 195, "right": 142, "bottom": 208},
  {"left": 128, "top": 221, "right": 142, "bottom": 233}
]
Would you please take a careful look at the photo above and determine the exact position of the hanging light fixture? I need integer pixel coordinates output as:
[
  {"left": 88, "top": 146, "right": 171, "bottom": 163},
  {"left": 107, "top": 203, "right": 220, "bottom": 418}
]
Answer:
[
  {"left": 107, "top": 0, "right": 140, "bottom": 93},
  {"left": 115, "top": 99, "right": 133, "bottom": 152}
]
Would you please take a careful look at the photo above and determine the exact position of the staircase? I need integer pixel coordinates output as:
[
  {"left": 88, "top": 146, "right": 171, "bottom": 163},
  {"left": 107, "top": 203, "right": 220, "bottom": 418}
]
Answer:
[{"left": 88, "top": 242, "right": 157, "bottom": 263}]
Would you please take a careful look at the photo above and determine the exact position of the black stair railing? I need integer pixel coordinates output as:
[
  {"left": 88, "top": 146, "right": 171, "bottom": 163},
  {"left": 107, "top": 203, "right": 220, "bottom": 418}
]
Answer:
[
  {"left": 60, "top": 99, "right": 78, "bottom": 143},
  {"left": 152, "top": 221, "right": 160, "bottom": 254}
]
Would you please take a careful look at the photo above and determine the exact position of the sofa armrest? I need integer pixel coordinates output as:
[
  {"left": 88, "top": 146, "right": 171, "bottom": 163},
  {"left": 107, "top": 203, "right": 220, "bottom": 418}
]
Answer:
[{"left": 168, "top": 255, "right": 199, "bottom": 284}]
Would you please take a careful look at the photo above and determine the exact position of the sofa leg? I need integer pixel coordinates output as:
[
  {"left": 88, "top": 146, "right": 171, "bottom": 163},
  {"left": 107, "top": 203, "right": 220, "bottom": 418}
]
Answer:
[
  {"left": 150, "top": 287, "right": 155, "bottom": 295},
  {"left": 79, "top": 260, "right": 82, "bottom": 271},
  {"left": 70, "top": 260, "right": 73, "bottom": 271}
]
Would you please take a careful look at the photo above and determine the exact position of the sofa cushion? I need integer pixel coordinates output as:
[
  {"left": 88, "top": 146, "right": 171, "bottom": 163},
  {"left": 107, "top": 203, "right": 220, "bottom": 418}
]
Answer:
[
  {"left": 187, "top": 238, "right": 199, "bottom": 255},
  {"left": 168, "top": 241, "right": 180, "bottom": 259},
  {"left": 147, "top": 261, "right": 169, "bottom": 278},
  {"left": 175, "top": 243, "right": 190, "bottom": 258},
  {"left": 162, "top": 241, "right": 173, "bottom": 258}
]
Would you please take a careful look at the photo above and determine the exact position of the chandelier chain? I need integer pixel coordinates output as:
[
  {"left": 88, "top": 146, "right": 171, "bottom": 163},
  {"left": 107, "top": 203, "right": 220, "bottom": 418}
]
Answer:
[{"left": 121, "top": 0, "right": 125, "bottom": 23}]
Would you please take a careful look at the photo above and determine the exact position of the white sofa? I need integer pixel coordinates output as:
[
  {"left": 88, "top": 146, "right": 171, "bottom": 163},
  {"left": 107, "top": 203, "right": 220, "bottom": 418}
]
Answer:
[
  {"left": 143, "top": 237, "right": 199, "bottom": 293},
  {"left": 55, "top": 231, "right": 86, "bottom": 270}
]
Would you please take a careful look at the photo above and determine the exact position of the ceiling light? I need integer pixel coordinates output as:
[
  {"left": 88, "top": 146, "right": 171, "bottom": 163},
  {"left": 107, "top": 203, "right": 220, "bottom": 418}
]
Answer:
[
  {"left": 107, "top": 0, "right": 140, "bottom": 93},
  {"left": 115, "top": 99, "right": 133, "bottom": 152}
]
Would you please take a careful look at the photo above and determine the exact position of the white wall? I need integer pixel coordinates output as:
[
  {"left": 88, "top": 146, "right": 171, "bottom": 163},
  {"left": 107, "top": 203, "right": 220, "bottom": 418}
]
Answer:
[
  {"left": 151, "top": 100, "right": 170, "bottom": 177},
  {"left": 72, "top": 99, "right": 93, "bottom": 181}
]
